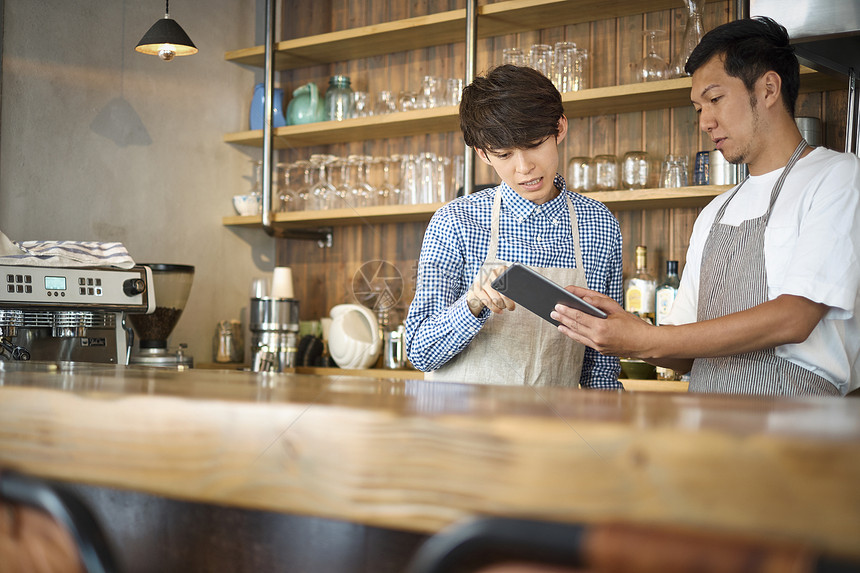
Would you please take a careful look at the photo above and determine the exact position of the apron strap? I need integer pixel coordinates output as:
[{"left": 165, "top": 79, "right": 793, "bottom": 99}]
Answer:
[{"left": 713, "top": 139, "right": 808, "bottom": 226}]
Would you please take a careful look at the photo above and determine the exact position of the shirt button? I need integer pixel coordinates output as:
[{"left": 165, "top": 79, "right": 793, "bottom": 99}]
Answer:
[
  {"left": 535, "top": 206, "right": 542, "bottom": 213},
  {"left": 517, "top": 216, "right": 524, "bottom": 223},
  {"left": 536, "top": 235, "right": 542, "bottom": 242},
  {"left": 552, "top": 219, "right": 559, "bottom": 225}
]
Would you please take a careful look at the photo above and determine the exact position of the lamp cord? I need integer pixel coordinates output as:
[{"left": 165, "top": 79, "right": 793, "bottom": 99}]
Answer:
[{"left": 165, "top": 0, "right": 169, "bottom": 17}]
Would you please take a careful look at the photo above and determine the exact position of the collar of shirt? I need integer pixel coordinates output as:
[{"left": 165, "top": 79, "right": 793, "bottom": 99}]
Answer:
[{"left": 499, "top": 174, "right": 569, "bottom": 223}]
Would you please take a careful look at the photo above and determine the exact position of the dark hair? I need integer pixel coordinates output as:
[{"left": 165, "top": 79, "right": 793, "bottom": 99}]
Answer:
[
  {"left": 684, "top": 16, "right": 799, "bottom": 117},
  {"left": 459, "top": 64, "right": 564, "bottom": 152}
]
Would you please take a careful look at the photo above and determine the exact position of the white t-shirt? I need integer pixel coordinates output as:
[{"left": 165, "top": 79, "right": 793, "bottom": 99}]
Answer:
[{"left": 666, "top": 147, "right": 860, "bottom": 394}]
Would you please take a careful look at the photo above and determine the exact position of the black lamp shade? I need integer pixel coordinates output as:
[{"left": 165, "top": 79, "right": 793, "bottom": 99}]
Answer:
[{"left": 135, "top": 17, "right": 198, "bottom": 57}]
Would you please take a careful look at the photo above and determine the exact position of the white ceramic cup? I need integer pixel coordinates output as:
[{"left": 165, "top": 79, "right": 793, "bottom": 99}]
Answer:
[{"left": 271, "top": 267, "right": 294, "bottom": 299}]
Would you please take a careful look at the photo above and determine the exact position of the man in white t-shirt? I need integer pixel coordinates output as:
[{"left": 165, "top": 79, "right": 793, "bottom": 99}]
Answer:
[{"left": 550, "top": 16, "right": 860, "bottom": 396}]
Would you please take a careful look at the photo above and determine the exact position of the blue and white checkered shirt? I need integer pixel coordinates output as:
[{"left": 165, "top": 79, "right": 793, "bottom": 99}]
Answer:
[{"left": 405, "top": 174, "right": 623, "bottom": 389}]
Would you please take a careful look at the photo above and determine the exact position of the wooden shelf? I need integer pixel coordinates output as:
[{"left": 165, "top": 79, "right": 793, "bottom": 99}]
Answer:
[
  {"left": 222, "top": 185, "right": 730, "bottom": 228},
  {"left": 224, "top": 0, "right": 685, "bottom": 71},
  {"left": 222, "top": 201, "right": 446, "bottom": 228},
  {"left": 223, "top": 68, "right": 842, "bottom": 148},
  {"left": 223, "top": 106, "right": 460, "bottom": 148}
]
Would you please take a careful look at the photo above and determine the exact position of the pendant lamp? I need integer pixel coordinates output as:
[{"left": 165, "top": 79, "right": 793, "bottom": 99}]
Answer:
[{"left": 135, "top": 0, "right": 198, "bottom": 61}]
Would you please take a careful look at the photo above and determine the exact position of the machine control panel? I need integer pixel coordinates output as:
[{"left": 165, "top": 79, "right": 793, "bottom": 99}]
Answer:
[{"left": 0, "top": 265, "right": 155, "bottom": 312}]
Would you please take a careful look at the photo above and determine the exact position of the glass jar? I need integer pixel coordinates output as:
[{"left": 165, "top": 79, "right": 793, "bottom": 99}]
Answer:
[{"left": 324, "top": 75, "right": 354, "bottom": 121}]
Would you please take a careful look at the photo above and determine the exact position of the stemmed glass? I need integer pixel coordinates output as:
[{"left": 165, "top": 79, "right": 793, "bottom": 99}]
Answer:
[
  {"left": 291, "top": 160, "right": 311, "bottom": 211},
  {"left": 347, "top": 155, "right": 374, "bottom": 207},
  {"left": 276, "top": 162, "right": 299, "bottom": 212},
  {"left": 331, "top": 156, "right": 352, "bottom": 207},
  {"left": 639, "top": 29, "right": 670, "bottom": 82},
  {"left": 371, "top": 156, "right": 395, "bottom": 205},
  {"left": 309, "top": 154, "right": 337, "bottom": 210}
]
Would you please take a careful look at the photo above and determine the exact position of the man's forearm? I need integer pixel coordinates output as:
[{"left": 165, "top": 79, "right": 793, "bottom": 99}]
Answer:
[{"left": 646, "top": 294, "right": 829, "bottom": 361}]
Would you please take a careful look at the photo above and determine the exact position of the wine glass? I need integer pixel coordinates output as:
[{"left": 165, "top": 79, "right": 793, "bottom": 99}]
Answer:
[
  {"left": 370, "top": 156, "right": 395, "bottom": 205},
  {"left": 639, "top": 29, "right": 669, "bottom": 82},
  {"left": 309, "top": 154, "right": 337, "bottom": 210}
]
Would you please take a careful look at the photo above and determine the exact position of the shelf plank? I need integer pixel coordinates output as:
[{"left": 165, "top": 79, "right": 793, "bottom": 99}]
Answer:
[
  {"left": 223, "top": 68, "right": 839, "bottom": 148},
  {"left": 221, "top": 186, "right": 730, "bottom": 228},
  {"left": 223, "top": 106, "right": 461, "bottom": 148},
  {"left": 224, "top": 0, "right": 691, "bottom": 71},
  {"left": 588, "top": 184, "right": 729, "bottom": 210},
  {"left": 222, "top": 202, "right": 446, "bottom": 228}
]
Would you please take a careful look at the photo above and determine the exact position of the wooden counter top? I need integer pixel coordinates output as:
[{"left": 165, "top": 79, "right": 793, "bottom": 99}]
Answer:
[{"left": 1, "top": 362, "right": 858, "bottom": 558}]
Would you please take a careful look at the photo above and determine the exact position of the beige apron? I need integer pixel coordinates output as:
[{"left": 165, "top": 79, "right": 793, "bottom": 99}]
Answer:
[
  {"left": 690, "top": 140, "right": 839, "bottom": 396},
  {"left": 428, "top": 187, "right": 587, "bottom": 386}
]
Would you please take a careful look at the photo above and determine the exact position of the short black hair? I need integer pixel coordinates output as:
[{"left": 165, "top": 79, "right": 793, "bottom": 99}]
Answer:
[
  {"left": 459, "top": 64, "right": 564, "bottom": 152},
  {"left": 685, "top": 16, "right": 799, "bottom": 117}
]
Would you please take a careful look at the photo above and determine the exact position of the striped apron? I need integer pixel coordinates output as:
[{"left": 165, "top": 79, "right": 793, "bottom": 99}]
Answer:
[{"left": 689, "top": 140, "right": 838, "bottom": 396}]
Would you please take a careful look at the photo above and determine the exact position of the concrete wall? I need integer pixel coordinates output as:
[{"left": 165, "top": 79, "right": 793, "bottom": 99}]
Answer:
[{"left": 0, "top": 0, "right": 274, "bottom": 365}]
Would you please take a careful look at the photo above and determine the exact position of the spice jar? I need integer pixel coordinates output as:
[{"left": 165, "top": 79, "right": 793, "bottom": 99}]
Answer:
[{"left": 324, "top": 75, "right": 354, "bottom": 121}]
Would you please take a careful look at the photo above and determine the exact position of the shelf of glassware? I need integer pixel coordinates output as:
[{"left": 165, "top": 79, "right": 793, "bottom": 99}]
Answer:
[
  {"left": 224, "top": 0, "right": 685, "bottom": 71},
  {"left": 221, "top": 184, "right": 731, "bottom": 229},
  {"left": 222, "top": 68, "right": 841, "bottom": 149}
]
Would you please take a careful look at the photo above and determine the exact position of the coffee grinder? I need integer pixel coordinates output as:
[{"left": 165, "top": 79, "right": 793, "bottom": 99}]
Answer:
[{"left": 127, "top": 264, "right": 194, "bottom": 368}]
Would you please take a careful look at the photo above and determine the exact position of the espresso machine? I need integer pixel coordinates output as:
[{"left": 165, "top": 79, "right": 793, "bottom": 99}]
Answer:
[{"left": 0, "top": 264, "right": 155, "bottom": 364}]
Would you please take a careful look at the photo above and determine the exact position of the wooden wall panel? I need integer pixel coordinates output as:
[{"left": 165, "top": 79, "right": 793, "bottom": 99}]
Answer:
[{"left": 272, "top": 0, "right": 845, "bottom": 322}]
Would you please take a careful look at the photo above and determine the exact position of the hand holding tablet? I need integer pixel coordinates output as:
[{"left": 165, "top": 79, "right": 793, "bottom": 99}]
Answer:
[{"left": 491, "top": 263, "right": 608, "bottom": 326}]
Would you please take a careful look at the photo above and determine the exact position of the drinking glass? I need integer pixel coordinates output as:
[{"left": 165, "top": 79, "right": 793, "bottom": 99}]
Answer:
[
  {"left": 502, "top": 47, "right": 527, "bottom": 66},
  {"left": 331, "top": 156, "right": 351, "bottom": 205},
  {"left": 553, "top": 42, "right": 578, "bottom": 93},
  {"left": 388, "top": 154, "right": 405, "bottom": 205},
  {"left": 435, "top": 155, "right": 452, "bottom": 202},
  {"left": 660, "top": 154, "right": 689, "bottom": 188},
  {"left": 567, "top": 156, "right": 594, "bottom": 192},
  {"left": 400, "top": 154, "right": 420, "bottom": 205},
  {"left": 621, "top": 151, "right": 650, "bottom": 190},
  {"left": 370, "top": 156, "right": 395, "bottom": 205},
  {"left": 529, "top": 44, "right": 553, "bottom": 78},
  {"left": 291, "top": 160, "right": 312, "bottom": 210},
  {"left": 417, "top": 76, "right": 444, "bottom": 109},
  {"left": 417, "top": 152, "right": 438, "bottom": 204},
  {"left": 452, "top": 153, "right": 465, "bottom": 197},
  {"left": 309, "top": 154, "right": 337, "bottom": 209},
  {"left": 573, "top": 48, "right": 589, "bottom": 91},
  {"left": 445, "top": 78, "right": 464, "bottom": 106},
  {"left": 276, "top": 162, "right": 297, "bottom": 212},
  {"left": 639, "top": 30, "right": 669, "bottom": 82},
  {"left": 398, "top": 90, "right": 418, "bottom": 112},
  {"left": 373, "top": 90, "right": 396, "bottom": 115},
  {"left": 347, "top": 155, "right": 374, "bottom": 207},
  {"left": 352, "top": 91, "right": 370, "bottom": 118},
  {"left": 593, "top": 154, "right": 619, "bottom": 191}
]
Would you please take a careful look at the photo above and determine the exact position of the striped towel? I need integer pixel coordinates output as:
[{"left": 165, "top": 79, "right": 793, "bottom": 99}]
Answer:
[{"left": 0, "top": 230, "right": 135, "bottom": 269}]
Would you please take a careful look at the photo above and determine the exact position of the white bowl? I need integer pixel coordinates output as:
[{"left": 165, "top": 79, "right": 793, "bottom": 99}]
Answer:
[{"left": 233, "top": 194, "right": 261, "bottom": 216}]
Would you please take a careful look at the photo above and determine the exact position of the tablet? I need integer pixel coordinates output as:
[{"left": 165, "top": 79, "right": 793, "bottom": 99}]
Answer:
[{"left": 491, "top": 263, "right": 608, "bottom": 325}]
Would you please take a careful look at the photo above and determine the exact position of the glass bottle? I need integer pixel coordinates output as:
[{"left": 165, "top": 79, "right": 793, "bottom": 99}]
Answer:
[
  {"left": 324, "top": 75, "right": 354, "bottom": 121},
  {"left": 624, "top": 245, "right": 657, "bottom": 323},
  {"left": 655, "top": 260, "right": 680, "bottom": 326},
  {"left": 671, "top": 0, "right": 705, "bottom": 78}
]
